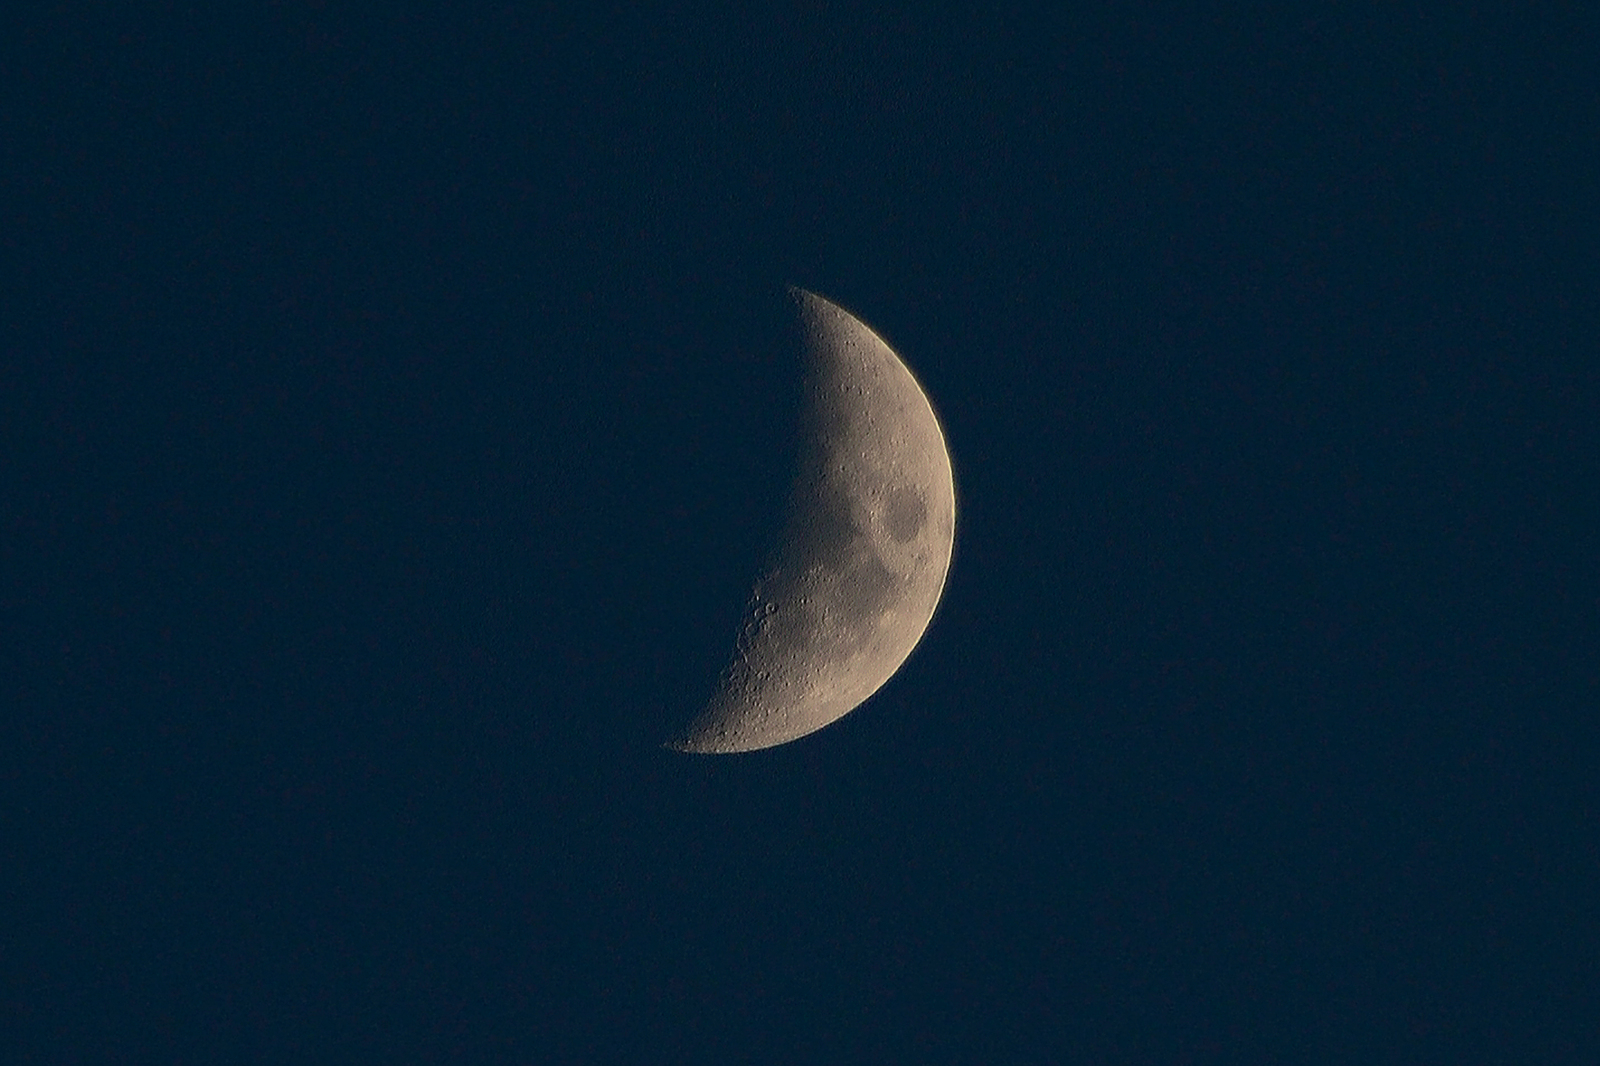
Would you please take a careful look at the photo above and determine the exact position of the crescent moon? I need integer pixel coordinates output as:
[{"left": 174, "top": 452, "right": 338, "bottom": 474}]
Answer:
[{"left": 668, "top": 289, "right": 956, "bottom": 754}]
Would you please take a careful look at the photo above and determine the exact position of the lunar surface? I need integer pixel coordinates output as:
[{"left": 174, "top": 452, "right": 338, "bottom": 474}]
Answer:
[{"left": 667, "top": 289, "right": 956, "bottom": 754}]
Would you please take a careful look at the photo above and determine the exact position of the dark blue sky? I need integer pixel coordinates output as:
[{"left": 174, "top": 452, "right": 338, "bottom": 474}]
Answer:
[{"left": 4, "top": 3, "right": 1596, "bottom": 1062}]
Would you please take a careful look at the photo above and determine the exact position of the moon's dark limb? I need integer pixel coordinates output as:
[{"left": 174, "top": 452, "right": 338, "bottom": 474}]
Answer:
[{"left": 667, "top": 290, "right": 957, "bottom": 754}]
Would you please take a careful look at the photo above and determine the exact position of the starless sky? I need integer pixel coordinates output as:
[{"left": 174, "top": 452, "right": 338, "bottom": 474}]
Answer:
[{"left": 2, "top": 3, "right": 1596, "bottom": 1063}]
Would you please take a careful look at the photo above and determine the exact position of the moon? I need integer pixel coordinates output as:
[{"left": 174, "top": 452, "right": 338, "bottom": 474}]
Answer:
[{"left": 668, "top": 289, "right": 956, "bottom": 754}]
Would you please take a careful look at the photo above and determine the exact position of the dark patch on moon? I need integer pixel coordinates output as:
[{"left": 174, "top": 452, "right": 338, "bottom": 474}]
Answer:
[
  {"left": 791, "top": 480, "right": 861, "bottom": 570},
  {"left": 838, "top": 549, "right": 898, "bottom": 628},
  {"left": 884, "top": 485, "right": 927, "bottom": 543}
]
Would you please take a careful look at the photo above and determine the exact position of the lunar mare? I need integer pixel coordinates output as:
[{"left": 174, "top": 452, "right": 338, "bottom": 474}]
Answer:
[{"left": 667, "top": 289, "right": 956, "bottom": 754}]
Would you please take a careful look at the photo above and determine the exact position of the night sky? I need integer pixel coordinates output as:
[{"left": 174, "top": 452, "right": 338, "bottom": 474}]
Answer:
[{"left": 4, "top": 3, "right": 1597, "bottom": 1062}]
